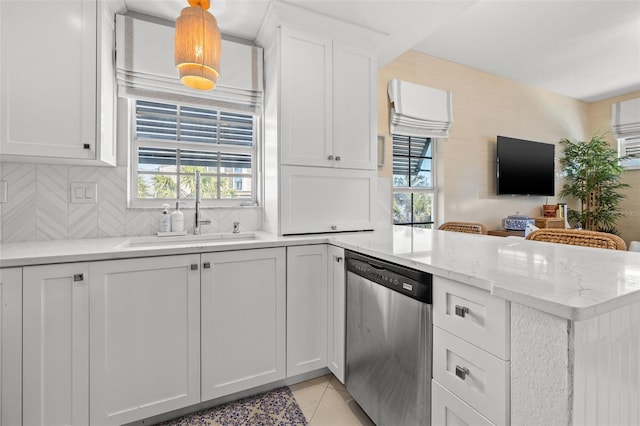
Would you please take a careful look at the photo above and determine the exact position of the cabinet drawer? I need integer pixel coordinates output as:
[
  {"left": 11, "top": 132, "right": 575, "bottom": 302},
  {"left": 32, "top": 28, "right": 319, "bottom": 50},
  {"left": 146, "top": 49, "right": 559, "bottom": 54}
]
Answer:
[
  {"left": 433, "top": 326, "right": 509, "bottom": 426},
  {"left": 433, "top": 276, "right": 510, "bottom": 359},
  {"left": 432, "top": 380, "right": 496, "bottom": 426}
]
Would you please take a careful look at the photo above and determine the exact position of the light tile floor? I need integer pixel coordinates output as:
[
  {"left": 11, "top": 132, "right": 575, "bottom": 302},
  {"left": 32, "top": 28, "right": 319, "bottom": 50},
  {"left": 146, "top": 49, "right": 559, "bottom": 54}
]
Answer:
[{"left": 290, "top": 374, "right": 375, "bottom": 426}]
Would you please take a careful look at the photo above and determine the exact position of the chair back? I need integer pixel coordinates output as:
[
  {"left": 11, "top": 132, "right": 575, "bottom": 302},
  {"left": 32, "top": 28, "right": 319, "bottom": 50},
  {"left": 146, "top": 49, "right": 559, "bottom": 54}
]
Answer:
[
  {"left": 525, "top": 229, "right": 627, "bottom": 250},
  {"left": 438, "top": 221, "right": 487, "bottom": 235}
]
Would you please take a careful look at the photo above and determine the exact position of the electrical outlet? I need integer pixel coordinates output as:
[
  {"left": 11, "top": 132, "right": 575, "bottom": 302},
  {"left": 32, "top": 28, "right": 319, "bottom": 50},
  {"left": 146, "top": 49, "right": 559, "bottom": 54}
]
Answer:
[{"left": 70, "top": 182, "right": 97, "bottom": 204}]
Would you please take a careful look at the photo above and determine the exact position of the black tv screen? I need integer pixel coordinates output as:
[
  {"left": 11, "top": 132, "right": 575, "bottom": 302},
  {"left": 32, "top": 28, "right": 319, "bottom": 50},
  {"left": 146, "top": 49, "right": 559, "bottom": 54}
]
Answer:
[{"left": 496, "top": 136, "right": 555, "bottom": 196}]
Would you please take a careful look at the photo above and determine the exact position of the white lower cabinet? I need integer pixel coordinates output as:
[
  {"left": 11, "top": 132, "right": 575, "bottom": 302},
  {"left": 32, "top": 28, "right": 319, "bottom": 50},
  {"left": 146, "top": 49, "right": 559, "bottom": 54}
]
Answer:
[
  {"left": 287, "top": 245, "right": 328, "bottom": 376},
  {"left": 1, "top": 268, "right": 22, "bottom": 426},
  {"left": 22, "top": 263, "right": 89, "bottom": 426},
  {"left": 89, "top": 255, "right": 201, "bottom": 426},
  {"left": 201, "top": 248, "right": 286, "bottom": 400},
  {"left": 432, "top": 276, "right": 511, "bottom": 426},
  {"left": 327, "top": 246, "right": 346, "bottom": 383},
  {"left": 432, "top": 380, "right": 495, "bottom": 426}
]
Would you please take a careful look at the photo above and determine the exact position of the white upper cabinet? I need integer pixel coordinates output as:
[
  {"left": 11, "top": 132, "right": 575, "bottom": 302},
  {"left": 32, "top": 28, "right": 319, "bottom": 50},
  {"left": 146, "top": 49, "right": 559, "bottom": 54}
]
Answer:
[
  {"left": 279, "top": 28, "right": 376, "bottom": 170},
  {"left": 0, "top": 0, "right": 117, "bottom": 165},
  {"left": 332, "top": 41, "right": 377, "bottom": 170},
  {"left": 280, "top": 28, "right": 333, "bottom": 168}
]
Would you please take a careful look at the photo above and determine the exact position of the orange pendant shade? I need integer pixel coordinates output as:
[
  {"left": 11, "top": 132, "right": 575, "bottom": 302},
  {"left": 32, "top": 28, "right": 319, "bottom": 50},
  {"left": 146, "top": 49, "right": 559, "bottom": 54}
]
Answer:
[{"left": 175, "top": 2, "right": 221, "bottom": 91}]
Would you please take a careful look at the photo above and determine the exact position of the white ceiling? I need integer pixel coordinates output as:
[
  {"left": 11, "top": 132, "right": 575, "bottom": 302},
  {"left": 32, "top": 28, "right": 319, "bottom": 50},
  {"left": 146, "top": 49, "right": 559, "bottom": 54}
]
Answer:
[{"left": 124, "top": 0, "right": 640, "bottom": 102}]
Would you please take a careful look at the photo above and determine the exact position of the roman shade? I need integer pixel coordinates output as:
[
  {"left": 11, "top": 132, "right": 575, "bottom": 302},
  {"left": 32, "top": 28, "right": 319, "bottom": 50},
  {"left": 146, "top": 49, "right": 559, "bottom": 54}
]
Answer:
[
  {"left": 611, "top": 97, "right": 640, "bottom": 139},
  {"left": 115, "top": 14, "right": 263, "bottom": 114},
  {"left": 388, "top": 79, "right": 452, "bottom": 138}
]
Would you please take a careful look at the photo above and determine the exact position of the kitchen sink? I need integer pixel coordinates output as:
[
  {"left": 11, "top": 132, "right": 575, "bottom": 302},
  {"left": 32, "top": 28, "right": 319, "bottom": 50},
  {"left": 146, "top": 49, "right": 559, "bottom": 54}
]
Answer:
[{"left": 118, "top": 232, "right": 261, "bottom": 248}]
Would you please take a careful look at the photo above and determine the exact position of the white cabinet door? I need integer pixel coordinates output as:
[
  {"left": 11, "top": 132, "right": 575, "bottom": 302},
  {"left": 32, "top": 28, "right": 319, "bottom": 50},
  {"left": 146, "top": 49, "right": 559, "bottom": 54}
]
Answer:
[
  {"left": 327, "top": 246, "right": 346, "bottom": 383},
  {"left": 280, "top": 28, "right": 333, "bottom": 168},
  {"left": 1, "top": 268, "right": 21, "bottom": 426},
  {"left": 201, "top": 248, "right": 286, "bottom": 400},
  {"left": 287, "top": 245, "right": 328, "bottom": 376},
  {"left": 280, "top": 165, "right": 375, "bottom": 235},
  {"left": 22, "top": 263, "right": 89, "bottom": 426},
  {"left": 0, "top": 0, "right": 116, "bottom": 165},
  {"left": 332, "top": 41, "right": 377, "bottom": 170},
  {"left": 432, "top": 380, "right": 496, "bottom": 426},
  {"left": 90, "top": 255, "right": 201, "bottom": 426}
]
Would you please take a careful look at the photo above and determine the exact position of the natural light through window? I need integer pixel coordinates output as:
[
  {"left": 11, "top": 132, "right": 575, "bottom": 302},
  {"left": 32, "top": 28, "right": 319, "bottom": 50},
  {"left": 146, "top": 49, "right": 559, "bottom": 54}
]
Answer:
[
  {"left": 131, "top": 100, "right": 256, "bottom": 207},
  {"left": 392, "top": 134, "right": 435, "bottom": 228}
]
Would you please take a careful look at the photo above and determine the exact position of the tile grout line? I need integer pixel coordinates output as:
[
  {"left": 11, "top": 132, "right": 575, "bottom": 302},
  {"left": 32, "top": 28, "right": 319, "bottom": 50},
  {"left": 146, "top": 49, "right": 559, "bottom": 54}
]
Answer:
[{"left": 307, "top": 377, "right": 331, "bottom": 424}]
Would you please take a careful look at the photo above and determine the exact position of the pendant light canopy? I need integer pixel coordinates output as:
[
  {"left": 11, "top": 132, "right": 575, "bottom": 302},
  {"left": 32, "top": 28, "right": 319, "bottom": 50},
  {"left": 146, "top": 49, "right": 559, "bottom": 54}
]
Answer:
[{"left": 175, "top": 0, "right": 221, "bottom": 91}]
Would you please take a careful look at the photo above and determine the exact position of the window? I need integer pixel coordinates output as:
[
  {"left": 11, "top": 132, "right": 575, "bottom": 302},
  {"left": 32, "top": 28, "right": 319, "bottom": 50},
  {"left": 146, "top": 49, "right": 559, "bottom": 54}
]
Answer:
[
  {"left": 619, "top": 136, "right": 640, "bottom": 170},
  {"left": 131, "top": 100, "right": 257, "bottom": 207},
  {"left": 392, "top": 134, "right": 435, "bottom": 228}
]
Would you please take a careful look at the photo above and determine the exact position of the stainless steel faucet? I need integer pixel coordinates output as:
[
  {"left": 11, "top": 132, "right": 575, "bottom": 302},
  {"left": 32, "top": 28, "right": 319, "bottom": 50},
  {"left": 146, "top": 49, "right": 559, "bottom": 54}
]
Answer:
[{"left": 194, "top": 171, "right": 211, "bottom": 235}]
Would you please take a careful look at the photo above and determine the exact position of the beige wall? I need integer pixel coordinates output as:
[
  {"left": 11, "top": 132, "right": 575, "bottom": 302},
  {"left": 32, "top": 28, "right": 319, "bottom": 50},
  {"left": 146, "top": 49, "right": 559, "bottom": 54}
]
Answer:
[
  {"left": 587, "top": 91, "right": 640, "bottom": 243},
  {"left": 379, "top": 50, "right": 638, "bottom": 243}
]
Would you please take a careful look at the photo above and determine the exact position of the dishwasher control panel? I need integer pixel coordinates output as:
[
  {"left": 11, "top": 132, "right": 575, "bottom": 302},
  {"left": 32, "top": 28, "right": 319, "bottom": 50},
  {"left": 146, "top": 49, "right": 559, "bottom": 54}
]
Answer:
[{"left": 345, "top": 250, "right": 432, "bottom": 304}]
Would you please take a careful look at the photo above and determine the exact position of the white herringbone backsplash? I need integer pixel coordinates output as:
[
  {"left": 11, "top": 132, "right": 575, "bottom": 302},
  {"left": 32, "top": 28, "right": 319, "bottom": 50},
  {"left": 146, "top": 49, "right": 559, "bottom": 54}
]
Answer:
[
  {"left": 0, "top": 163, "right": 262, "bottom": 243},
  {"left": 0, "top": 163, "right": 391, "bottom": 243}
]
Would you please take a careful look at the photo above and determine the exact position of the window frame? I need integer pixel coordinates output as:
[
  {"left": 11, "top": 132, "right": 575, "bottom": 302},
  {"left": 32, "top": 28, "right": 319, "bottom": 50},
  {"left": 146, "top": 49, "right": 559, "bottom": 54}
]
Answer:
[
  {"left": 392, "top": 134, "right": 437, "bottom": 228},
  {"left": 618, "top": 136, "right": 640, "bottom": 170},
  {"left": 128, "top": 99, "right": 260, "bottom": 209}
]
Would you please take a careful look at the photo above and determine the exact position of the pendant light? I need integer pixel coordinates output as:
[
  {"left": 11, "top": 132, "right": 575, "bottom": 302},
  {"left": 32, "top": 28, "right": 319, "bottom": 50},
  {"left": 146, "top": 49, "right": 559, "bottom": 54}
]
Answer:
[{"left": 175, "top": 0, "right": 221, "bottom": 91}]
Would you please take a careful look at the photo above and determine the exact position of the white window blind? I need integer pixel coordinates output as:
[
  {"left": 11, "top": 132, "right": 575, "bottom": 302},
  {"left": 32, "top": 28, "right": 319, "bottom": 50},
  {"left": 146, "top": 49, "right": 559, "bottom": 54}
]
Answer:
[
  {"left": 611, "top": 97, "right": 640, "bottom": 140},
  {"left": 115, "top": 14, "right": 263, "bottom": 114},
  {"left": 388, "top": 79, "right": 452, "bottom": 138}
]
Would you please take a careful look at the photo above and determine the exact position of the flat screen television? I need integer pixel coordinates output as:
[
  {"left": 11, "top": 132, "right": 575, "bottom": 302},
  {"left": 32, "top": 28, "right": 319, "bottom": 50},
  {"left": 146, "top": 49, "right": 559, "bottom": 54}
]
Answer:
[{"left": 496, "top": 136, "right": 555, "bottom": 196}]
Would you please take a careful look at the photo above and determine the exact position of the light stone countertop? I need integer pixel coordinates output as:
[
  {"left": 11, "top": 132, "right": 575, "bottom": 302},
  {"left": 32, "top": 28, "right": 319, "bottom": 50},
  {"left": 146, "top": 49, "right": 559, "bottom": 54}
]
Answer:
[{"left": 1, "top": 226, "right": 639, "bottom": 321}]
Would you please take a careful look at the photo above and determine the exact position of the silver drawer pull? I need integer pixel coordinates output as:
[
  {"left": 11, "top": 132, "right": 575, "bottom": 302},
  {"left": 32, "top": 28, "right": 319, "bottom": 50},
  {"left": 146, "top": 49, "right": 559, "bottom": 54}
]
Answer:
[
  {"left": 328, "top": 155, "right": 334, "bottom": 160},
  {"left": 455, "top": 365, "right": 469, "bottom": 380},
  {"left": 203, "top": 262, "right": 211, "bottom": 269},
  {"left": 455, "top": 305, "right": 470, "bottom": 318},
  {"left": 73, "top": 273, "right": 84, "bottom": 282},
  {"left": 190, "top": 264, "right": 198, "bottom": 270}
]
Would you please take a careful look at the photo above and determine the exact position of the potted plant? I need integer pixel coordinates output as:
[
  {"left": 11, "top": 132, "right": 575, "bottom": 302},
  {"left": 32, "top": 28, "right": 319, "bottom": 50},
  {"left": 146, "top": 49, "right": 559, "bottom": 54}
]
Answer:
[{"left": 558, "top": 133, "right": 629, "bottom": 232}]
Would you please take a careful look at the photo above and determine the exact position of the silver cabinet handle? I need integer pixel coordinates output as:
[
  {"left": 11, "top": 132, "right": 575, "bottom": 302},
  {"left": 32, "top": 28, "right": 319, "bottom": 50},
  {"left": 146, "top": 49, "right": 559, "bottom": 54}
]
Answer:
[
  {"left": 455, "top": 305, "right": 470, "bottom": 318},
  {"left": 73, "top": 273, "right": 84, "bottom": 282},
  {"left": 331, "top": 225, "right": 337, "bottom": 231},
  {"left": 83, "top": 144, "right": 91, "bottom": 150},
  {"left": 190, "top": 264, "right": 198, "bottom": 270},
  {"left": 328, "top": 155, "right": 334, "bottom": 160},
  {"left": 335, "top": 156, "right": 341, "bottom": 161},
  {"left": 203, "top": 262, "right": 211, "bottom": 269},
  {"left": 455, "top": 365, "right": 469, "bottom": 380},
  {"left": 334, "top": 256, "right": 343, "bottom": 263}
]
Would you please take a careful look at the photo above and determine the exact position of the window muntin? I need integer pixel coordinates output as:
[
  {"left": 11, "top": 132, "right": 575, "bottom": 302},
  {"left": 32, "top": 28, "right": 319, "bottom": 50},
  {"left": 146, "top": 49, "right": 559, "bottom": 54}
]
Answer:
[
  {"left": 132, "top": 100, "right": 256, "bottom": 206},
  {"left": 392, "top": 134, "right": 435, "bottom": 227}
]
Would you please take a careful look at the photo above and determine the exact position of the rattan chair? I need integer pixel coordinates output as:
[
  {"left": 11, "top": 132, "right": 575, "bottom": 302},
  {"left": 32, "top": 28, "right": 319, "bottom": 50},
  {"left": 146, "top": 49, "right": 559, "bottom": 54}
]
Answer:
[
  {"left": 438, "top": 221, "right": 488, "bottom": 235},
  {"left": 525, "top": 228, "right": 627, "bottom": 250}
]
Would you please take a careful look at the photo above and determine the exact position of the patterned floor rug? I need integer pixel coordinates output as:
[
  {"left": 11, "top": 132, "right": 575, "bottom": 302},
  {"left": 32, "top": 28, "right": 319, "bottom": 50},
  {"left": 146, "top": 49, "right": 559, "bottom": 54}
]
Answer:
[{"left": 158, "top": 386, "right": 308, "bottom": 426}]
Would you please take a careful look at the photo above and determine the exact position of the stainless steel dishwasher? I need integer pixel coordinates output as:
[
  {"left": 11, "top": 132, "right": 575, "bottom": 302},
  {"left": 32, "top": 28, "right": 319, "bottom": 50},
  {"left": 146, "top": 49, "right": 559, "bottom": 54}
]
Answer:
[{"left": 345, "top": 250, "right": 432, "bottom": 426}]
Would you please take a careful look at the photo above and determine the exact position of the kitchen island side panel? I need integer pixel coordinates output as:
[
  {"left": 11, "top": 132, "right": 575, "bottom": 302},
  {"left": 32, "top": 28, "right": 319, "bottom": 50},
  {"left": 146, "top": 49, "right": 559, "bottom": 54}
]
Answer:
[
  {"left": 573, "top": 300, "right": 640, "bottom": 426},
  {"left": 511, "top": 303, "right": 572, "bottom": 425}
]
